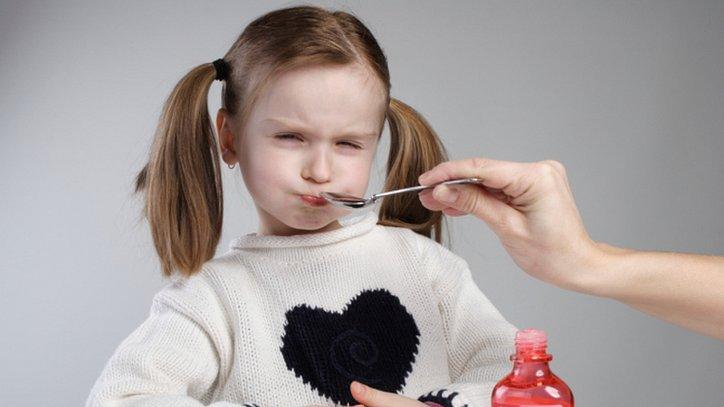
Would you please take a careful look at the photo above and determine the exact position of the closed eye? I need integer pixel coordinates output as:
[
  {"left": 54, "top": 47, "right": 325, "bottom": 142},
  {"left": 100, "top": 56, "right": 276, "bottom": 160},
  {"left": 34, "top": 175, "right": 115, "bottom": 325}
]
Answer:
[
  {"left": 276, "top": 134, "right": 302, "bottom": 141},
  {"left": 338, "top": 141, "right": 363, "bottom": 149},
  {"left": 275, "top": 134, "right": 363, "bottom": 149}
]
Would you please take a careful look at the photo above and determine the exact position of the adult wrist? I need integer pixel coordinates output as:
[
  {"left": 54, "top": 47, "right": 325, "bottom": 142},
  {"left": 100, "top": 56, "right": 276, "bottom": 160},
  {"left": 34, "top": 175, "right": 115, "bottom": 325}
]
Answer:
[{"left": 565, "top": 240, "right": 620, "bottom": 298}]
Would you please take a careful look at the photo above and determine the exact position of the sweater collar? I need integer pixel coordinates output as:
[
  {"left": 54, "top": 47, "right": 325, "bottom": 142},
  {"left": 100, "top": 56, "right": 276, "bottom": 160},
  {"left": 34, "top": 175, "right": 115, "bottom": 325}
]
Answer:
[{"left": 229, "top": 210, "right": 378, "bottom": 251}]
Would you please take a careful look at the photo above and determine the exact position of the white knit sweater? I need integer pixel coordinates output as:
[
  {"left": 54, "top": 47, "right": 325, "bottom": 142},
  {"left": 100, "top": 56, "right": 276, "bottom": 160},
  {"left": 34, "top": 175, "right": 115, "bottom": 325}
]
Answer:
[{"left": 86, "top": 210, "right": 517, "bottom": 407}]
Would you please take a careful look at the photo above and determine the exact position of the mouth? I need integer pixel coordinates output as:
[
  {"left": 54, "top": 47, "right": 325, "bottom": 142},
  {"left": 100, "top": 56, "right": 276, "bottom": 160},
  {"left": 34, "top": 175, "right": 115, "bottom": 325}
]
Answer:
[{"left": 299, "top": 194, "right": 329, "bottom": 207}]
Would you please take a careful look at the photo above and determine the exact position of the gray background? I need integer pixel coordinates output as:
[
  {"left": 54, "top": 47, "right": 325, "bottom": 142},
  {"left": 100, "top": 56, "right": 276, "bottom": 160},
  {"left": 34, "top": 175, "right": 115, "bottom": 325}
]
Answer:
[{"left": 1, "top": 0, "right": 722, "bottom": 405}]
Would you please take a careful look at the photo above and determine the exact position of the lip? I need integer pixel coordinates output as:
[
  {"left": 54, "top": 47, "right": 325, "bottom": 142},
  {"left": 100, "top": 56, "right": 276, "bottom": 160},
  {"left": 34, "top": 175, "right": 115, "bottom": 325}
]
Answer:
[{"left": 300, "top": 194, "right": 328, "bottom": 206}]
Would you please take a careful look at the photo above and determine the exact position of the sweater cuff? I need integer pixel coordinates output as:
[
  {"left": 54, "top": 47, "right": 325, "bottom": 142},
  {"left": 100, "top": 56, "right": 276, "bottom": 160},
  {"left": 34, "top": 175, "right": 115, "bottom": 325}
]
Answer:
[
  {"left": 417, "top": 381, "right": 496, "bottom": 407},
  {"left": 417, "top": 387, "right": 472, "bottom": 407}
]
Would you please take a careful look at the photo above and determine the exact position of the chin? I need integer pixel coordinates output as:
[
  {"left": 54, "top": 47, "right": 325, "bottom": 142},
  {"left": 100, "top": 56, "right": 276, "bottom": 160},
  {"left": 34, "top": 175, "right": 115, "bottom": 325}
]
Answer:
[
  {"left": 264, "top": 210, "right": 336, "bottom": 235},
  {"left": 288, "top": 214, "right": 337, "bottom": 231}
]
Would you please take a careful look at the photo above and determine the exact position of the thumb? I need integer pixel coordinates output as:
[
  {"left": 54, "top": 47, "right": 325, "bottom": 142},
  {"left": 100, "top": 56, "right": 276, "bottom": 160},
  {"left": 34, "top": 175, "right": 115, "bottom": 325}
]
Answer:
[{"left": 431, "top": 183, "right": 522, "bottom": 232}]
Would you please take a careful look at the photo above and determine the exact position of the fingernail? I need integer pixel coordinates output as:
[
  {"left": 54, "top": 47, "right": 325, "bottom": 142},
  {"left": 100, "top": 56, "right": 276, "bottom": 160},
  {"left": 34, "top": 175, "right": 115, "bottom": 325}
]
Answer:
[
  {"left": 435, "top": 186, "right": 459, "bottom": 203},
  {"left": 352, "top": 381, "right": 366, "bottom": 395}
]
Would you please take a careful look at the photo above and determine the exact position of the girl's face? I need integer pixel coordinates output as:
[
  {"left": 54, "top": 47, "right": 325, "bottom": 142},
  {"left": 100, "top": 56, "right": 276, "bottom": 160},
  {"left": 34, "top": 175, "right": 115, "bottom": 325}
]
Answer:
[{"left": 217, "top": 63, "right": 387, "bottom": 236}]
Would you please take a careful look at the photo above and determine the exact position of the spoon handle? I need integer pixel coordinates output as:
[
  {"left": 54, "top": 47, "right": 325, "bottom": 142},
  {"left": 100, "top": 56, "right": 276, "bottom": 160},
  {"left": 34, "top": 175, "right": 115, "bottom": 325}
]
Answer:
[{"left": 371, "top": 177, "right": 485, "bottom": 200}]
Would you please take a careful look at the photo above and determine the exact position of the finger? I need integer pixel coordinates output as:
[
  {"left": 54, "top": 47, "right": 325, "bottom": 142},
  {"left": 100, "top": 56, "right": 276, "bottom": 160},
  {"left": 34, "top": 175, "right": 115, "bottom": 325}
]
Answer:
[
  {"left": 432, "top": 183, "right": 525, "bottom": 234},
  {"left": 418, "top": 189, "right": 448, "bottom": 211},
  {"left": 443, "top": 207, "right": 468, "bottom": 216},
  {"left": 418, "top": 157, "right": 530, "bottom": 197},
  {"left": 420, "top": 188, "right": 494, "bottom": 217},
  {"left": 350, "top": 381, "right": 417, "bottom": 406},
  {"left": 419, "top": 190, "right": 466, "bottom": 216}
]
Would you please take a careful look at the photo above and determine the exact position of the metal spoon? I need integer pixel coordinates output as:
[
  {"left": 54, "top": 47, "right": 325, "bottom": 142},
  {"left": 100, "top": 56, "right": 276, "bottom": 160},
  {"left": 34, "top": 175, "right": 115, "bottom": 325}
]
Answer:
[{"left": 320, "top": 177, "right": 485, "bottom": 209}]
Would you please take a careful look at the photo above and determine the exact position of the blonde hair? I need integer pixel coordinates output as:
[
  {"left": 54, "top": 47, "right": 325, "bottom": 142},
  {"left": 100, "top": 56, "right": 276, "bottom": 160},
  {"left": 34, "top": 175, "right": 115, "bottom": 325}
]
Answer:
[{"left": 134, "top": 5, "right": 450, "bottom": 278}]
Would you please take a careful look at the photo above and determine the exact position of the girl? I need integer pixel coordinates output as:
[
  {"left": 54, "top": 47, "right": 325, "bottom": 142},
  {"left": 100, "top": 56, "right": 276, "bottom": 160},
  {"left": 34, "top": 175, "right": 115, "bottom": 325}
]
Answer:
[{"left": 86, "top": 5, "right": 518, "bottom": 407}]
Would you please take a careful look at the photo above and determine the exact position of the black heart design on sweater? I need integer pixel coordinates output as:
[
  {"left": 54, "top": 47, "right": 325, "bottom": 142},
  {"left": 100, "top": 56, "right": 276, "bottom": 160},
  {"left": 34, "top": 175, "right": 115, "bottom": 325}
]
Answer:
[{"left": 280, "top": 288, "right": 421, "bottom": 405}]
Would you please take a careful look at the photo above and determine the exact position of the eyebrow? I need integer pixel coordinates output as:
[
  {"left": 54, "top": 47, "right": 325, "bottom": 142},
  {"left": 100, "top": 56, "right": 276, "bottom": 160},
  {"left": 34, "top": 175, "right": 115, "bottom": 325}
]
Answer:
[{"left": 261, "top": 117, "right": 378, "bottom": 139}]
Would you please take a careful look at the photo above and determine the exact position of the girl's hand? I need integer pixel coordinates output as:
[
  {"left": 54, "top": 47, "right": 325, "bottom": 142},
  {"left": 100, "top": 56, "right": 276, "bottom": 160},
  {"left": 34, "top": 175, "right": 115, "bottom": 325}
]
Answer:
[
  {"left": 418, "top": 157, "right": 602, "bottom": 293},
  {"left": 350, "top": 381, "right": 429, "bottom": 406}
]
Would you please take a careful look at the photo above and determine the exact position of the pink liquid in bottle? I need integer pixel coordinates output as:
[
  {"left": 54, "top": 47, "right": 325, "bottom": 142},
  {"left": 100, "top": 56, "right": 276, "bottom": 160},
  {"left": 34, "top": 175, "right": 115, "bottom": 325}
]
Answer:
[{"left": 491, "top": 329, "right": 574, "bottom": 407}]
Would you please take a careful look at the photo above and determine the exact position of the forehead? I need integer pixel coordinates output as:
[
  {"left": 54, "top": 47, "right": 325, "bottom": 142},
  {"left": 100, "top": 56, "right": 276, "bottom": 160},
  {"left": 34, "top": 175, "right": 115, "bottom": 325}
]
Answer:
[{"left": 248, "top": 64, "right": 387, "bottom": 135}]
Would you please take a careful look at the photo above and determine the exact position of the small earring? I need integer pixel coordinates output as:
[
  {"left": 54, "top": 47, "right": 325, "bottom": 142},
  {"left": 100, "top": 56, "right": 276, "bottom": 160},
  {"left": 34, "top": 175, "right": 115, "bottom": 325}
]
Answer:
[{"left": 222, "top": 148, "right": 236, "bottom": 169}]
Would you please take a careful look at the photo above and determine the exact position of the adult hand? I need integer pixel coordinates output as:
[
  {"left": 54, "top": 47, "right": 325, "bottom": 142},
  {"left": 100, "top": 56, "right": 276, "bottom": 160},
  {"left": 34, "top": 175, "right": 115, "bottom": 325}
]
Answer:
[
  {"left": 349, "top": 381, "right": 429, "bottom": 407},
  {"left": 418, "top": 157, "right": 724, "bottom": 341},
  {"left": 418, "top": 157, "right": 599, "bottom": 292}
]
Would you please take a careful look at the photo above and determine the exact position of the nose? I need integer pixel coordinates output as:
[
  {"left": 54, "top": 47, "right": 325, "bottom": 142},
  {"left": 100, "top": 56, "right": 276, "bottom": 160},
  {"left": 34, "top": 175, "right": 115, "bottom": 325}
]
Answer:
[{"left": 301, "top": 147, "right": 332, "bottom": 184}]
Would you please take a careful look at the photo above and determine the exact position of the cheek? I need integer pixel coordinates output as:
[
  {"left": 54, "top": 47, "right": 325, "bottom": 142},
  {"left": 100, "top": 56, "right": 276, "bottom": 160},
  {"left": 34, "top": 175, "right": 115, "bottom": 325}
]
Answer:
[
  {"left": 241, "top": 149, "right": 296, "bottom": 197},
  {"left": 338, "top": 157, "right": 373, "bottom": 189}
]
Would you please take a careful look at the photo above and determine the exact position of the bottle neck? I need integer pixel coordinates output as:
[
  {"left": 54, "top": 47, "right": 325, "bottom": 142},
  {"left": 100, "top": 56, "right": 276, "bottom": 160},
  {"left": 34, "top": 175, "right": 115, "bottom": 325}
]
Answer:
[
  {"left": 511, "top": 348, "right": 553, "bottom": 363},
  {"left": 508, "top": 348, "right": 554, "bottom": 384}
]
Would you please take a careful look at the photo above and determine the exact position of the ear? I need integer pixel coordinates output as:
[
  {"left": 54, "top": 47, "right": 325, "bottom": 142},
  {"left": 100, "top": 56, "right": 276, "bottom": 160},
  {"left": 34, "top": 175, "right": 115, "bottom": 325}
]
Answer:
[{"left": 216, "top": 108, "right": 238, "bottom": 165}]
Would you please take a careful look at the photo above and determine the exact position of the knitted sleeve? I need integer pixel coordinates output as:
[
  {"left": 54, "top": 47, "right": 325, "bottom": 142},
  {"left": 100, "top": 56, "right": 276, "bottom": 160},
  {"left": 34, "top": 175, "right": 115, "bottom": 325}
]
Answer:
[
  {"left": 85, "top": 275, "right": 252, "bottom": 407},
  {"left": 411, "top": 233, "right": 518, "bottom": 407}
]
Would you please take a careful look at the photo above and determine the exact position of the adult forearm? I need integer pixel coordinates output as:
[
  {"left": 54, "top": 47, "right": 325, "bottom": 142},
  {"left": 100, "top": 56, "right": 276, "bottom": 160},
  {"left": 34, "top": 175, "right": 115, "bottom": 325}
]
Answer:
[{"left": 574, "top": 242, "right": 724, "bottom": 341}]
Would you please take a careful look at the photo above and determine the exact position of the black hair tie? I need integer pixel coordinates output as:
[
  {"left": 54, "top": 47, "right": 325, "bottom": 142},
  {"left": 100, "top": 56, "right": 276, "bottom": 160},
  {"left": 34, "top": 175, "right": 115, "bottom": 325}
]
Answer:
[{"left": 213, "top": 58, "right": 229, "bottom": 81}]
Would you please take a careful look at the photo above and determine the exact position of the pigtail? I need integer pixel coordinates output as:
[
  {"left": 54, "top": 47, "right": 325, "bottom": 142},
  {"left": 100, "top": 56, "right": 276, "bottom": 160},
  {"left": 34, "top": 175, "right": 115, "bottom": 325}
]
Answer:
[
  {"left": 134, "top": 63, "right": 224, "bottom": 278},
  {"left": 379, "top": 97, "right": 449, "bottom": 244}
]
